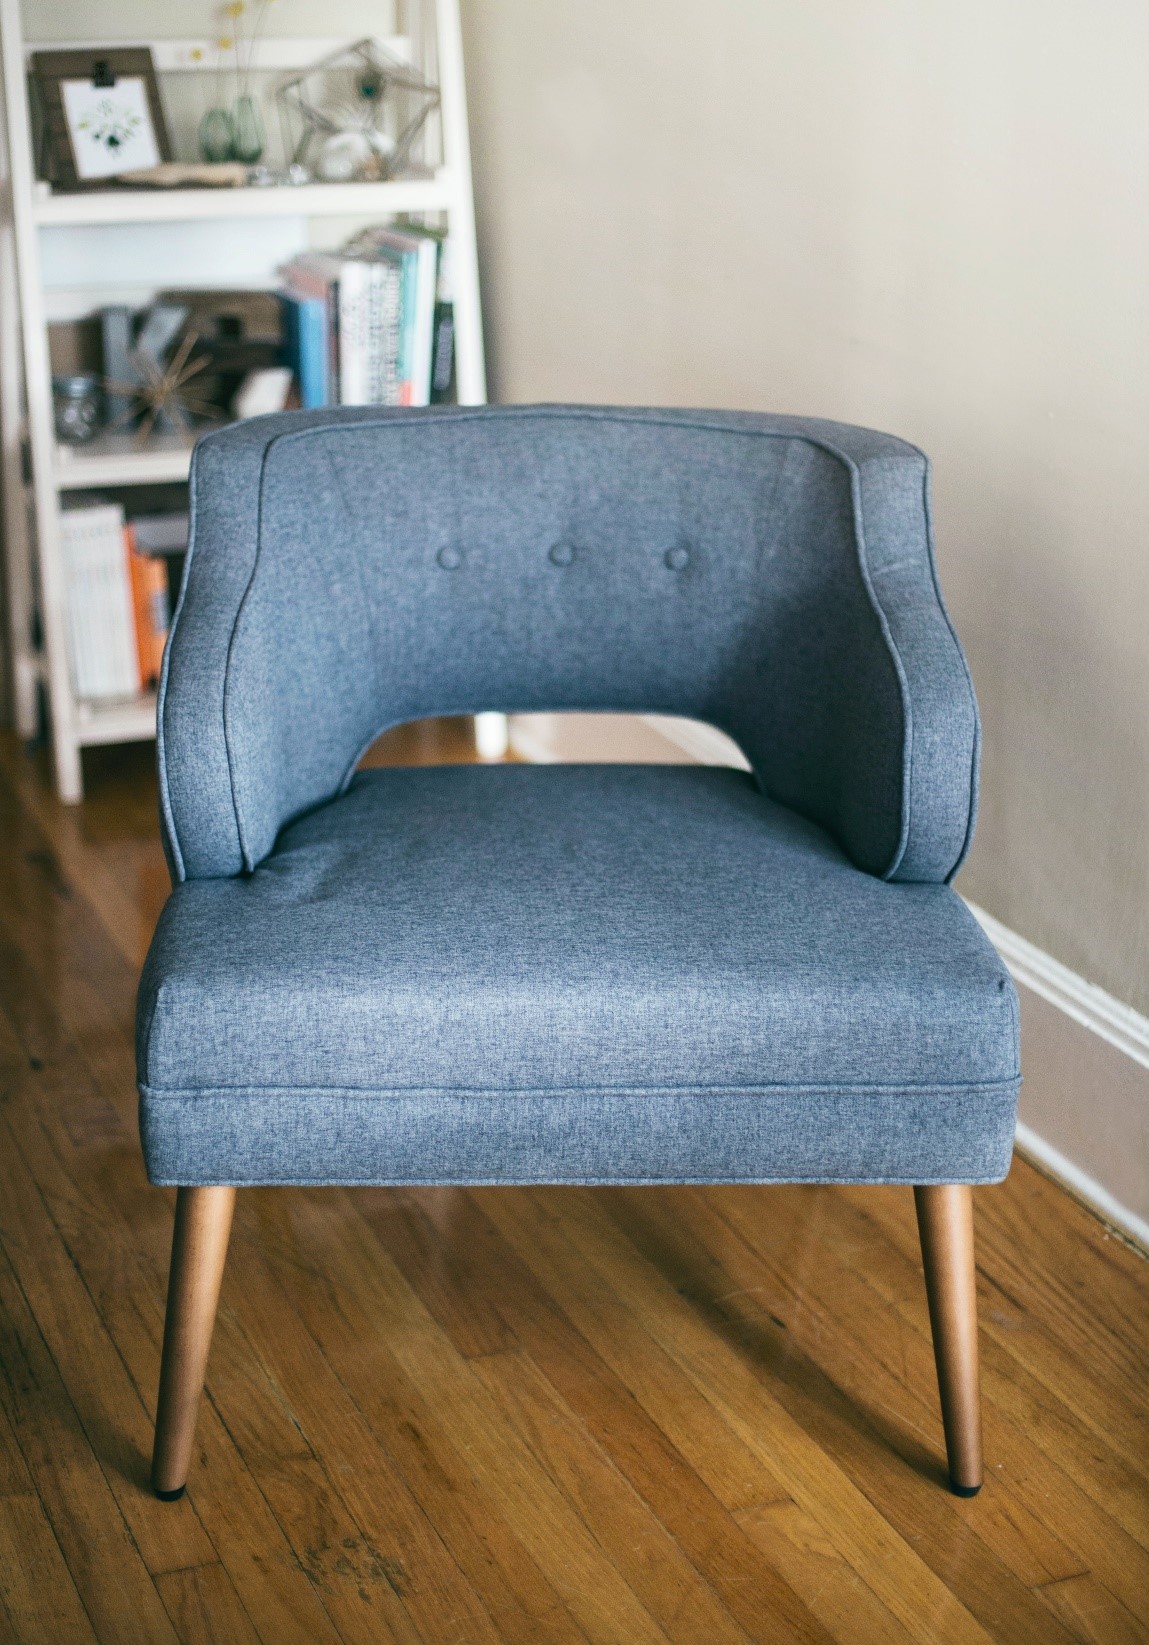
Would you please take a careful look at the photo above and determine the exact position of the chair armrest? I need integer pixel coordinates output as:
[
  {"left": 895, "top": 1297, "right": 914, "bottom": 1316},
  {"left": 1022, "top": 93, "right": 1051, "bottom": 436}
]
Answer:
[
  {"left": 724, "top": 423, "right": 979, "bottom": 883},
  {"left": 158, "top": 419, "right": 288, "bottom": 881}
]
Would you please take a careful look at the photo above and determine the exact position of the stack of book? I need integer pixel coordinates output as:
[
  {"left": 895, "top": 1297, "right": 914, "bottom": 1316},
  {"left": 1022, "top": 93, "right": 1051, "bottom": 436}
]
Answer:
[
  {"left": 278, "top": 227, "right": 454, "bottom": 410},
  {"left": 59, "top": 504, "right": 186, "bottom": 701}
]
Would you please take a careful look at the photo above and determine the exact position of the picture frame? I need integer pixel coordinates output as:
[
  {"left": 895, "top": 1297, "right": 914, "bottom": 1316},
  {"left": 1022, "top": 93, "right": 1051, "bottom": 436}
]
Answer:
[{"left": 31, "top": 49, "right": 171, "bottom": 192}]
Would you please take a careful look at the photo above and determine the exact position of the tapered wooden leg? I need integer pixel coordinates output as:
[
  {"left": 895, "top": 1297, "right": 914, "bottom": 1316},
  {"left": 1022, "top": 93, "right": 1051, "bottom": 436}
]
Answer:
[
  {"left": 151, "top": 1186, "right": 236, "bottom": 1500},
  {"left": 914, "top": 1183, "right": 983, "bottom": 1495}
]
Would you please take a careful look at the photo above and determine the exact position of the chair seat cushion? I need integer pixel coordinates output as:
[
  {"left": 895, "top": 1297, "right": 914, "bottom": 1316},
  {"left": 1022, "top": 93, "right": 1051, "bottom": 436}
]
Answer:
[{"left": 137, "top": 764, "right": 1020, "bottom": 1186}]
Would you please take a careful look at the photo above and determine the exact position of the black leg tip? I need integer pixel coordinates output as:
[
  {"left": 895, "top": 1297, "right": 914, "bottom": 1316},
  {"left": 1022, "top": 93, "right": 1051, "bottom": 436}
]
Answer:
[
  {"left": 949, "top": 1479, "right": 982, "bottom": 1498},
  {"left": 154, "top": 1484, "right": 186, "bottom": 1502}
]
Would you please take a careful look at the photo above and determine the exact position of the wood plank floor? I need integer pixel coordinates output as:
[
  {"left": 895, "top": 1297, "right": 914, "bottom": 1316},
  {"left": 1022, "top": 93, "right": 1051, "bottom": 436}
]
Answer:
[{"left": 0, "top": 724, "right": 1146, "bottom": 1645}]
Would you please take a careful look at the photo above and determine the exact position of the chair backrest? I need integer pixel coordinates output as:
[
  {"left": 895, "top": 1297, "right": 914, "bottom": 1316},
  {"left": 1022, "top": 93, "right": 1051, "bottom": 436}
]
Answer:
[{"left": 160, "top": 405, "right": 979, "bottom": 883}]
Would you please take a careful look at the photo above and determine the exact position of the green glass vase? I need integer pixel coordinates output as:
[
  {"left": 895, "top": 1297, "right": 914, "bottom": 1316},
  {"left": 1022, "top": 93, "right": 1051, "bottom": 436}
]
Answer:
[
  {"left": 198, "top": 106, "right": 234, "bottom": 162},
  {"left": 230, "top": 95, "right": 265, "bottom": 165}
]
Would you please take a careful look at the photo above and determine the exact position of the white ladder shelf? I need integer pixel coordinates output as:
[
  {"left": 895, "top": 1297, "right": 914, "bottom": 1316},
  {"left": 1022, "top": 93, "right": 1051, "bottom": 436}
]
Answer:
[{"left": 0, "top": 0, "right": 487, "bottom": 799}]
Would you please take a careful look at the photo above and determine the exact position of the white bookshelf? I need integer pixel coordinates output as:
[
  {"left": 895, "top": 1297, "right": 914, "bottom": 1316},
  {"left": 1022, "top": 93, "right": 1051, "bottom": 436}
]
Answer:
[
  {"left": 33, "top": 175, "right": 454, "bottom": 225},
  {"left": 52, "top": 430, "right": 196, "bottom": 489},
  {"left": 0, "top": 0, "right": 488, "bottom": 800},
  {"left": 74, "top": 691, "right": 159, "bottom": 746}
]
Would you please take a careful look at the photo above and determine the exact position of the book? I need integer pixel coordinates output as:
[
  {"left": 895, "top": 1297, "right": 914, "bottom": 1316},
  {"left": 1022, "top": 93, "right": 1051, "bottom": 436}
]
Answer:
[
  {"left": 125, "top": 524, "right": 170, "bottom": 689},
  {"left": 335, "top": 257, "right": 371, "bottom": 405},
  {"left": 128, "top": 513, "right": 189, "bottom": 555},
  {"left": 100, "top": 305, "right": 136, "bottom": 425},
  {"left": 431, "top": 301, "right": 455, "bottom": 402},
  {"left": 360, "top": 261, "right": 390, "bottom": 406},
  {"left": 348, "top": 227, "right": 441, "bottom": 405},
  {"left": 409, "top": 234, "right": 441, "bottom": 405},
  {"left": 129, "top": 512, "right": 188, "bottom": 643},
  {"left": 279, "top": 230, "right": 446, "bottom": 410},
  {"left": 279, "top": 253, "right": 344, "bottom": 402},
  {"left": 59, "top": 503, "right": 138, "bottom": 700},
  {"left": 280, "top": 252, "right": 379, "bottom": 406},
  {"left": 278, "top": 291, "right": 329, "bottom": 408},
  {"left": 430, "top": 237, "right": 455, "bottom": 402},
  {"left": 373, "top": 259, "right": 404, "bottom": 404}
]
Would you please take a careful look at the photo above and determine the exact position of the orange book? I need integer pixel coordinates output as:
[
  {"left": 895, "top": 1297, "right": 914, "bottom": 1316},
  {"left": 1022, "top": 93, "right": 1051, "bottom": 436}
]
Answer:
[{"left": 125, "top": 524, "right": 170, "bottom": 690}]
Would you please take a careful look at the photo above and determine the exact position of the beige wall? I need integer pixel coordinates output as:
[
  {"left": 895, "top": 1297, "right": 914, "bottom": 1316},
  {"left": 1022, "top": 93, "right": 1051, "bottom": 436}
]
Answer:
[{"left": 461, "top": 0, "right": 1149, "bottom": 1014}]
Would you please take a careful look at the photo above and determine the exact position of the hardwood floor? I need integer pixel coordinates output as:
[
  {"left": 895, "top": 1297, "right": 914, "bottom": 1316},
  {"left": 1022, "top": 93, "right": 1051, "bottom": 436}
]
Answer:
[{"left": 0, "top": 724, "right": 1146, "bottom": 1644}]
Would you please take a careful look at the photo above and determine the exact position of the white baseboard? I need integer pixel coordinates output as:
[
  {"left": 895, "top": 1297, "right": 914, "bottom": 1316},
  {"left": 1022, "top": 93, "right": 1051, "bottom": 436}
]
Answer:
[
  {"left": 965, "top": 903, "right": 1149, "bottom": 1251},
  {"left": 965, "top": 903, "right": 1149, "bottom": 1072},
  {"left": 506, "top": 713, "right": 1149, "bottom": 1252},
  {"left": 1014, "top": 1121, "right": 1149, "bottom": 1251}
]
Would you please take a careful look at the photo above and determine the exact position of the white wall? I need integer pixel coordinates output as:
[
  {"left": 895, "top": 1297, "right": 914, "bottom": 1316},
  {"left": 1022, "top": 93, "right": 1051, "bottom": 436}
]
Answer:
[{"left": 461, "top": 0, "right": 1149, "bottom": 1017}]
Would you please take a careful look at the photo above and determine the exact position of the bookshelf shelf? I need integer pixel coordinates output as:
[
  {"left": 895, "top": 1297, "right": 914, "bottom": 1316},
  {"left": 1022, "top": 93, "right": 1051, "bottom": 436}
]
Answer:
[
  {"left": 0, "top": 0, "right": 487, "bottom": 800},
  {"left": 75, "top": 691, "right": 158, "bottom": 746},
  {"left": 54, "top": 432, "right": 196, "bottom": 489},
  {"left": 34, "top": 174, "right": 455, "bottom": 227}
]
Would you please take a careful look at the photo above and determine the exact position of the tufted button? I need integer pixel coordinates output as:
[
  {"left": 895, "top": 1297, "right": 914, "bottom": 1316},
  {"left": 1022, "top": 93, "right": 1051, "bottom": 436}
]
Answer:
[
  {"left": 548, "top": 540, "right": 576, "bottom": 567},
  {"left": 436, "top": 545, "right": 463, "bottom": 570},
  {"left": 664, "top": 544, "right": 691, "bottom": 571}
]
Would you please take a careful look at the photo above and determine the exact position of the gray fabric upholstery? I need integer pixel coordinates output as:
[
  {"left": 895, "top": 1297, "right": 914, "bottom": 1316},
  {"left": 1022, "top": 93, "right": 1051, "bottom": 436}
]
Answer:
[
  {"left": 159, "top": 406, "right": 979, "bottom": 884},
  {"left": 139, "top": 764, "right": 1018, "bottom": 1186},
  {"left": 142, "top": 404, "right": 1018, "bottom": 1189}
]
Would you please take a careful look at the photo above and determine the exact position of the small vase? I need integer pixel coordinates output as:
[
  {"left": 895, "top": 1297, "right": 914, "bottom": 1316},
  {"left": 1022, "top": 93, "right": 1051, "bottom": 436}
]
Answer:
[
  {"left": 198, "top": 106, "right": 234, "bottom": 162},
  {"left": 230, "top": 95, "right": 265, "bottom": 165}
]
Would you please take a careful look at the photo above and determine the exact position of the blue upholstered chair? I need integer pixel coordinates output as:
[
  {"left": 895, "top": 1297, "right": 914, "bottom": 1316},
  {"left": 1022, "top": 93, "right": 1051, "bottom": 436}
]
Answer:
[{"left": 140, "top": 405, "right": 1019, "bottom": 1501}]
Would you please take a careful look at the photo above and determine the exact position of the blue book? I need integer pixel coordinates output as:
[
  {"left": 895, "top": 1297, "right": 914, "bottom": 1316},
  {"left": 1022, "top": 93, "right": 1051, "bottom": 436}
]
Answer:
[{"left": 278, "top": 290, "right": 329, "bottom": 408}]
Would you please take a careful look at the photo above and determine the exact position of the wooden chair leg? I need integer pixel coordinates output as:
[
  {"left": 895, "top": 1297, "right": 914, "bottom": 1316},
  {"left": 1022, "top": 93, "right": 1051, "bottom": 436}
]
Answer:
[
  {"left": 152, "top": 1186, "right": 236, "bottom": 1500},
  {"left": 914, "top": 1183, "right": 983, "bottom": 1496}
]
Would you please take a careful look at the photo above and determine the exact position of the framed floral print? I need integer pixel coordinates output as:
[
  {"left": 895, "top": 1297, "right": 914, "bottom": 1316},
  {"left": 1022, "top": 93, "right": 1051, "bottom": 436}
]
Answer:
[{"left": 31, "top": 49, "right": 172, "bottom": 191}]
